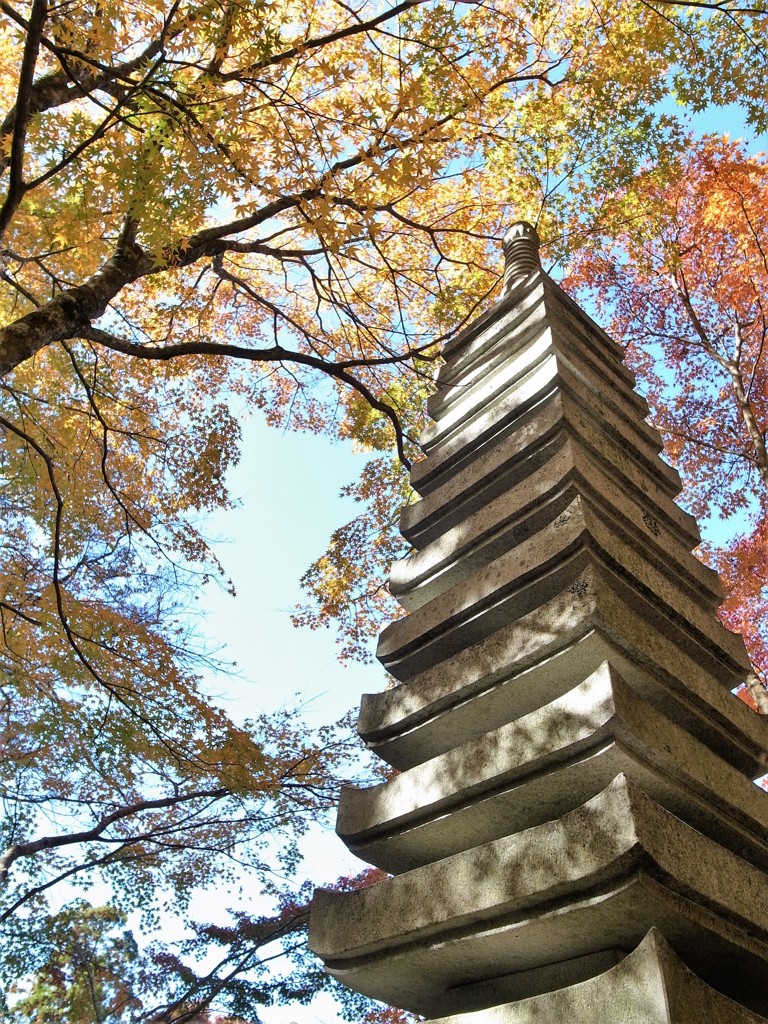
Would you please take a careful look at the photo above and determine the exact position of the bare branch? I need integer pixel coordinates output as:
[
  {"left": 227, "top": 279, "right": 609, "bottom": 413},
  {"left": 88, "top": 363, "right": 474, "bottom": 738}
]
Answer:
[
  {"left": 651, "top": 0, "right": 767, "bottom": 10},
  {"left": 220, "top": 0, "right": 431, "bottom": 79},
  {"left": 84, "top": 314, "right": 416, "bottom": 468},
  {"left": 0, "top": 787, "right": 229, "bottom": 884},
  {"left": 0, "top": 0, "right": 47, "bottom": 239}
]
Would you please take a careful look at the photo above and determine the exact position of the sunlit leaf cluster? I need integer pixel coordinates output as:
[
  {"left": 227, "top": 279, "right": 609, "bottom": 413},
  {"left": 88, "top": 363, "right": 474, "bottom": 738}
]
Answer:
[
  {"left": 2, "top": 0, "right": 768, "bottom": 1017},
  {"left": 565, "top": 135, "right": 768, "bottom": 689}
]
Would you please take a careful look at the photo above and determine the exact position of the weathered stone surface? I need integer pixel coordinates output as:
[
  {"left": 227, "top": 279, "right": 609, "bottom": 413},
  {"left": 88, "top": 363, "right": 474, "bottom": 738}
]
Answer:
[
  {"left": 404, "top": 386, "right": 691, "bottom": 550},
  {"left": 412, "top": 346, "right": 672, "bottom": 501},
  {"left": 402, "top": 397, "right": 564, "bottom": 546},
  {"left": 431, "top": 275, "right": 627, "bottom": 411},
  {"left": 412, "top": 355, "right": 561, "bottom": 492},
  {"left": 378, "top": 493, "right": 747, "bottom": 683},
  {"left": 424, "top": 929, "right": 768, "bottom": 1023},
  {"left": 420, "top": 317, "right": 648, "bottom": 457},
  {"left": 392, "top": 435, "right": 721, "bottom": 615},
  {"left": 338, "top": 663, "right": 768, "bottom": 872},
  {"left": 429, "top": 276, "right": 549, "bottom": 398},
  {"left": 362, "top": 583, "right": 607, "bottom": 764},
  {"left": 310, "top": 777, "right": 768, "bottom": 1015},
  {"left": 413, "top": 278, "right": 679, "bottom": 501},
  {"left": 362, "top": 569, "right": 761, "bottom": 775},
  {"left": 376, "top": 537, "right": 594, "bottom": 679},
  {"left": 420, "top": 322, "right": 554, "bottom": 450}
]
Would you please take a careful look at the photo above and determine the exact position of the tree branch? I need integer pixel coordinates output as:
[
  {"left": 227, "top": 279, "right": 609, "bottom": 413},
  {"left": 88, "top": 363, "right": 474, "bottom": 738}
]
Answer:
[
  {"left": 0, "top": 0, "right": 47, "bottom": 239},
  {"left": 648, "top": 1, "right": 767, "bottom": 10},
  {"left": 0, "top": 1, "right": 178, "bottom": 175},
  {"left": 0, "top": 240, "right": 150, "bottom": 374},
  {"left": 220, "top": 0, "right": 431, "bottom": 79},
  {"left": 0, "top": 786, "right": 229, "bottom": 884},
  {"left": 84, "top": 319, "right": 415, "bottom": 468}
]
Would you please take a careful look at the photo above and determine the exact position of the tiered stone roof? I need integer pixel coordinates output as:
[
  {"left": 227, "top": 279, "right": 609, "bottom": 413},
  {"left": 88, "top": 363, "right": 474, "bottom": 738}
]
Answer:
[{"left": 309, "top": 224, "right": 768, "bottom": 1022}]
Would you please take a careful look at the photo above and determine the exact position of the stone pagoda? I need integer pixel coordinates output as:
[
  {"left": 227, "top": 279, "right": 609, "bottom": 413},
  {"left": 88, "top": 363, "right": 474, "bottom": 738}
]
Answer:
[{"left": 308, "top": 223, "right": 768, "bottom": 1022}]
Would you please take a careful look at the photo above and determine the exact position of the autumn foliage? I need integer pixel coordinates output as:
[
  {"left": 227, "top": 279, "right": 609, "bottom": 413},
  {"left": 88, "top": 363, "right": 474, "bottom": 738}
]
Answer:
[
  {"left": 1, "top": 0, "right": 768, "bottom": 1019},
  {"left": 566, "top": 136, "right": 768, "bottom": 701}
]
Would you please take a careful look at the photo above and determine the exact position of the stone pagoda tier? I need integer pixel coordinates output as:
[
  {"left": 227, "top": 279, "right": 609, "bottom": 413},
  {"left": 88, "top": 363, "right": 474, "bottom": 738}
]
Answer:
[{"left": 308, "top": 223, "right": 768, "bottom": 1022}]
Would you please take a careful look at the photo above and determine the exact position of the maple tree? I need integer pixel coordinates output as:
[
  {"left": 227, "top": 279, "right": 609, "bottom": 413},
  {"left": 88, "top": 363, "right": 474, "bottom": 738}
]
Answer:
[
  {"left": 564, "top": 135, "right": 768, "bottom": 709},
  {"left": 2, "top": 0, "right": 768, "bottom": 1019},
  {"left": 6, "top": 873, "right": 404, "bottom": 1023},
  {"left": 6, "top": 902, "right": 143, "bottom": 1022}
]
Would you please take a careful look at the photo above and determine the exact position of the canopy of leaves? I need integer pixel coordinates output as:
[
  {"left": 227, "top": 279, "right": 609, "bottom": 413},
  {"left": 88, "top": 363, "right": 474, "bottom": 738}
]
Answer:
[
  {"left": 7, "top": 902, "right": 142, "bottom": 1023},
  {"left": 565, "top": 135, "right": 768, "bottom": 696},
  {"left": 1, "top": 0, "right": 768, "bottom": 1019}
]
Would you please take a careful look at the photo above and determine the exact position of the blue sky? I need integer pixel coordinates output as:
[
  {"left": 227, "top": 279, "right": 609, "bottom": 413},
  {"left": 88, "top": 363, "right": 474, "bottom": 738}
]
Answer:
[
  {"left": 198, "top": 413, "right": 380, "bottom": 728},
  {"left": 178, "top": 414, "right": 384, "bottom": 1022}
]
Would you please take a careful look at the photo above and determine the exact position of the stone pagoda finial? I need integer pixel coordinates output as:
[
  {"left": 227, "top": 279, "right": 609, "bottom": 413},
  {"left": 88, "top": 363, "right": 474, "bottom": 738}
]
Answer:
[{"left": 501, "top": 220, "right": 540, "bottom": 295}]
